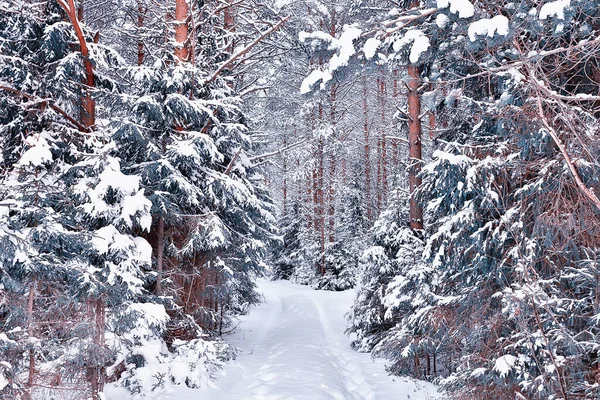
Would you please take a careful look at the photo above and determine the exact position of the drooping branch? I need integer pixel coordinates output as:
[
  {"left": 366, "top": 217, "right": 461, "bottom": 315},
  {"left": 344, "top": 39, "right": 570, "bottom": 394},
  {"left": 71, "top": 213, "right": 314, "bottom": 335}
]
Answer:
[
  {"left": 205, "top": 16, "right": 289, "bottom": 84},
  {"left": 440, "top": 34, "right": 600, "bottom": 84},
  {"left": 249, "top": 138, "right": 306, "bottom": 162},
  {"left": 361, "top": 7, "right": 437, "bottom": 38},
  {"left": 536, "top": 95, "right": 600, "bottom": 211},
  {"left": 0, "top": 85, "right": 90, "bottom": 132}
]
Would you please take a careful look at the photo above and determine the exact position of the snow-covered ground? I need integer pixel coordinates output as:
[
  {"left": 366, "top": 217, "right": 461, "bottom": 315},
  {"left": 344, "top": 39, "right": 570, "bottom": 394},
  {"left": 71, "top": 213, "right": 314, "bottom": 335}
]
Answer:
[{"left": 108, "top": 279, "right": 444, "bottom": 400}]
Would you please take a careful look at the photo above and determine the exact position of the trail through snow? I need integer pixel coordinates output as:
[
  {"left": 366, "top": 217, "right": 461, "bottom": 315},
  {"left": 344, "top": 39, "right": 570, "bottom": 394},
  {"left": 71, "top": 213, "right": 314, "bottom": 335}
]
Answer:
[{"left": 111, "top": 279, "right": 445, "bottom": 399}]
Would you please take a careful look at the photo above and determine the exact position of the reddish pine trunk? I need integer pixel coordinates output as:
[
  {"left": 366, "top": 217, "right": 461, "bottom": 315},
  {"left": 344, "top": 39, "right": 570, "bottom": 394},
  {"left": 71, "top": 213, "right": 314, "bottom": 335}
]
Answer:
[
  {"left": 224, "top": 0, "right": 235, "bottom": 53},
  {"left": 407, "top": 0, "right": 423, "bottom": 230},
  {"left": 392, "top": 68, "right": 399, "bottom": 171},
  {"left": 363, "top": 77, "right": 372, "bottom": 221},
  {"left": 313, "top": 166, "right": 318, "bottom": 232},
  {"left": 174, "top": 0, "right": 189, "bottom": 63},
  {"left": 155, "top": 216, "right": 164, "bottom": 295},
  {"left": 25, "top": 283, "right": 35, "bottom": 398},
  {"left": 377, "top": 67, "right": 388, "bottom": 211},
  {"left": 213, "top": 274, "right": 220, "bottom": 332},
  {"left": 90, "top": 299, "right": 106, "bottom": 400},
  {"left": 137, "top": 1, "right": 145, "bottom": 65},
  {"left": 407, "top": 65, "right": 423, "bottom": 230},
  {"left": 60, "top": 0, "right": 95, "bottom": 129},
  {"left": 283, "top": 134, "right": 288, "bottom": 216},
  {"left": 429, "top": 109, "right": 436, "bottom": 140},
  {"left": 307, "top": 171, "right": 313, "bottom": 229},
  {"left": 328, "top": 84, "right": 337, "bottom": 243},
  {"left": 327, "top": 17, "right": 337, "bottom": 243},
  {"left": 317, "top": 103, "right": 325, "bottom": 275}
]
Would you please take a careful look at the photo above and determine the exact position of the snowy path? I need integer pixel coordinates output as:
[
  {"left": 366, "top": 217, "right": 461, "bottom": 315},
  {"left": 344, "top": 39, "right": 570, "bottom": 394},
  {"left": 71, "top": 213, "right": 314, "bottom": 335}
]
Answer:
[
  {"left": 109, "top": 279, "right": 444, "bottom": 399},
  {"left": 195, "top": 279, "right": 443, "bottom": 400}
]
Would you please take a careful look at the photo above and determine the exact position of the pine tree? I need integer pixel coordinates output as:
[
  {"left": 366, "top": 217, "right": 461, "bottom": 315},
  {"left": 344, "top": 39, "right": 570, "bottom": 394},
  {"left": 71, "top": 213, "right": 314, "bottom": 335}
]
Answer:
[
  {"left": 317, "top": 165, "right": 369, "bottom": 291},
  {"left": 0, "top": 2, "right": 154, "bottom": 397}
]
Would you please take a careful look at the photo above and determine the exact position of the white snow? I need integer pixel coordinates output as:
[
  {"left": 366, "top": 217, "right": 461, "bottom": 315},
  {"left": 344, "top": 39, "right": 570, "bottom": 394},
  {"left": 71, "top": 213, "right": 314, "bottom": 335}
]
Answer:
[
  {"left": 107, "top": 279, "right": 445, "bottom": 399},
  {"left": 300, "top": 26, "right": 362, "bottom": 93},
  {"left": 0, "top": 372, "right": 7, "bottom": 391},
  {"left": 128, "top": 303, "right": 170, "bottom": 329},
  {"left": 301, "top": 69, "right": 333, "bottom": 94},
  {"left": 468, "top": 15, "right": 510, "bottom": 41},
  {"left": 436, "top": 14, "right": 450, "bottom": 29},
  {"left": 437, "top": 0, "right": 475, "bottom": 19},
  {"left": 393, "top": 30, "right": 431, "bottom": 63},
  {"left": 363, "top": 38, "right": 382, "bottom": 60},
  {"left": 299, "top": 31, "right": 337, "bottom": 48},
  {"left": 329, "top": 27, "right": 363, "bottom": 72},
  {"left": 134, "top": 236, "right": 153, "bottom": 264},
  {"left": 539, "top": 0, "right": 570, "bottom": 20},
  {"left": 494, "top": 354, "right": 517, "bottom": 378},
  {"left": 18, "top": 135, "right": 52, "bottom": 167}
]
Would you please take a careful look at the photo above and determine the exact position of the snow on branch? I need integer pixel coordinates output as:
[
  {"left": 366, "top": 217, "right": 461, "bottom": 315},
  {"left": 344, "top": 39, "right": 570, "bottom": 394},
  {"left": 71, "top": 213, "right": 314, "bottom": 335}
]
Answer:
[
  {"left": 249, "top": 139, "right": 307, "bottom": 162},
  {"left": 0, "top": 85, "right": 90, "bottom": 132},
  {"left": 206, "top": 16, "right": 290, "bottom": 84},
  {"left": 534, "top": 81, "right": 600, "bottom": 211}
]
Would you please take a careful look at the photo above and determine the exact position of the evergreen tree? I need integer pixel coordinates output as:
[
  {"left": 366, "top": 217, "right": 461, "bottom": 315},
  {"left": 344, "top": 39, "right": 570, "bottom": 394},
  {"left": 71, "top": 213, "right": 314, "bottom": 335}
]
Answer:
[
  {"left": 317, "top": 165, "right": 369, "bottom": 290},
  {"left": 272, "top": 199, "right": 306, "bottom": 280}
]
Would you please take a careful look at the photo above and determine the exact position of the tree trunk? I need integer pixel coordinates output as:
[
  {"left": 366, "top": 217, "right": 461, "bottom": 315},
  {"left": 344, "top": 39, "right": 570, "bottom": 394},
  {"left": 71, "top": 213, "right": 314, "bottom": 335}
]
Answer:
[
  {"left": 224, "top": 0, "right": 235, "bottom": 53},
  {"left": 174, "top": 0, "right": 189, "bottom": 63},
  {"left": 307, "top": 170, "right": 313, "bottom": 230},
  {"left": 317, "top": 103, "right": 325, "bottom": 275},
  {"left": 327, "top": 16, "right": 337, "bottom": 243},
  {"left": 363, "top": 76, "right": 372, "bottom": 221},
  {"left": 407, "top": 64, "right": 423, "bottom": 230},
  {"left": 90, "top": 299, "right": 105, "bottom": 400},
  {"left": 283, "top": 133, "right": 288, "bottom": 216},
  {"left": 328, "top": 84, "right": 337, "bottom": 243},
  {"left": 156, "top": 216, "right": 165, "bottom": 295},
  {"left": 25, "top": 282, "right": 36, "bottom": 399},
  {"left": 137, "top": 0, "right": 145, "bottom": 65},
  {"left": 59, "top": 0, "right": 95, "bottom": 129},
  {"left": 392, "top": 68, "right": 399, "bottom": 174},
  {"left": 379, "top": 67, "right": 388, "bottom": 210}
]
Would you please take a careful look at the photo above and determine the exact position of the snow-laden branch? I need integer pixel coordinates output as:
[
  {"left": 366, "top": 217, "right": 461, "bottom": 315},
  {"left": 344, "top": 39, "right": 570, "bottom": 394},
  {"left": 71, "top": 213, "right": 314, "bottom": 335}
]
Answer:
[
  {"left": 0, "top": 85, "right": 90, "bottom": 132},
  {"left": 441, "top": 34, "right": 600, "bottom": 84},
  {"left": 534, "top": 88, "right": 600, "bottom": 211},
  {"left": 205, "top": 16, "right": 289, "bottom": 84},
  {"left": 249, "top": 139, "right": 306, "bottom": 162}
]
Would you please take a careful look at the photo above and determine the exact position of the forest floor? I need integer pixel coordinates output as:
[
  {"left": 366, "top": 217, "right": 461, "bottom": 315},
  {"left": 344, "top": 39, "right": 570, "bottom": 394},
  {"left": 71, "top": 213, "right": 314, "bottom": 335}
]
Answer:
[{"left": 109, "top": 279, "right": 445, "bottom": 399}]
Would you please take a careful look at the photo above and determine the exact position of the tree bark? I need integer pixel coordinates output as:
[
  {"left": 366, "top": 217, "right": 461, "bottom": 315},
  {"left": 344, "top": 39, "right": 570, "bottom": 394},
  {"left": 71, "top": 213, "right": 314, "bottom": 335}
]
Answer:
[
  {"left": 407, "top": 64, "right": 423, "bottom": 230},
  {"left": 58, "top": 0, "right": 95, "bottom": 129},
  {"left": 224, "top": 0, "right": 235, "bottom": 54},
  {"left": 379, "top": 68, "right": 388, "bottom": 210},
  {"left": 392, "top": 68, "right": 399, "bottom": 172},
  {"left": 328, "top": 84, "right": 337, "bottom": 243},
  {"left": 363, "top": 76, "right": 372, "bottom": 221},
  {"left": 90, "top": 299, "right": 105, "bottom": 400},
  {"left": 327, "top": 15, "right": 337, "bottom": 243},
  {"left": 282, "top": 133, "right": 288, "bottom": 216},
  {"left": 156, "top": 216, "right": 165, "bottom": 295},
  {"left": 174, "top": 0, "right": 189, "bottom": 63},
  {"left": 137, "top": 0, "right": 145, "bottom": 65},
  {"left": 317, "top": 102, "right": 325, "bottom": 275},
  {"left": 25, "top": 282, "right": 36, "bottom": 399}
]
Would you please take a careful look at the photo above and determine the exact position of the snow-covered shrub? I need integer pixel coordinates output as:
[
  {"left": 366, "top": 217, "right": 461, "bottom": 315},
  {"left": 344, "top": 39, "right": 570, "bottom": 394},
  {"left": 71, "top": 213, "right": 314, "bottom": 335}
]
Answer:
[{"left": 108, "top": 302, "right": 235, "bottom": 395}]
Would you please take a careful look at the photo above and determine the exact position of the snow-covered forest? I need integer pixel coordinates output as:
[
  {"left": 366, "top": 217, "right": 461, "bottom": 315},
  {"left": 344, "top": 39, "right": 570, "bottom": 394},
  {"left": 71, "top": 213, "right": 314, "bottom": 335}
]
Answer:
[{"left": 1, "top": 0, "right": 600, "bottom": 399}]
